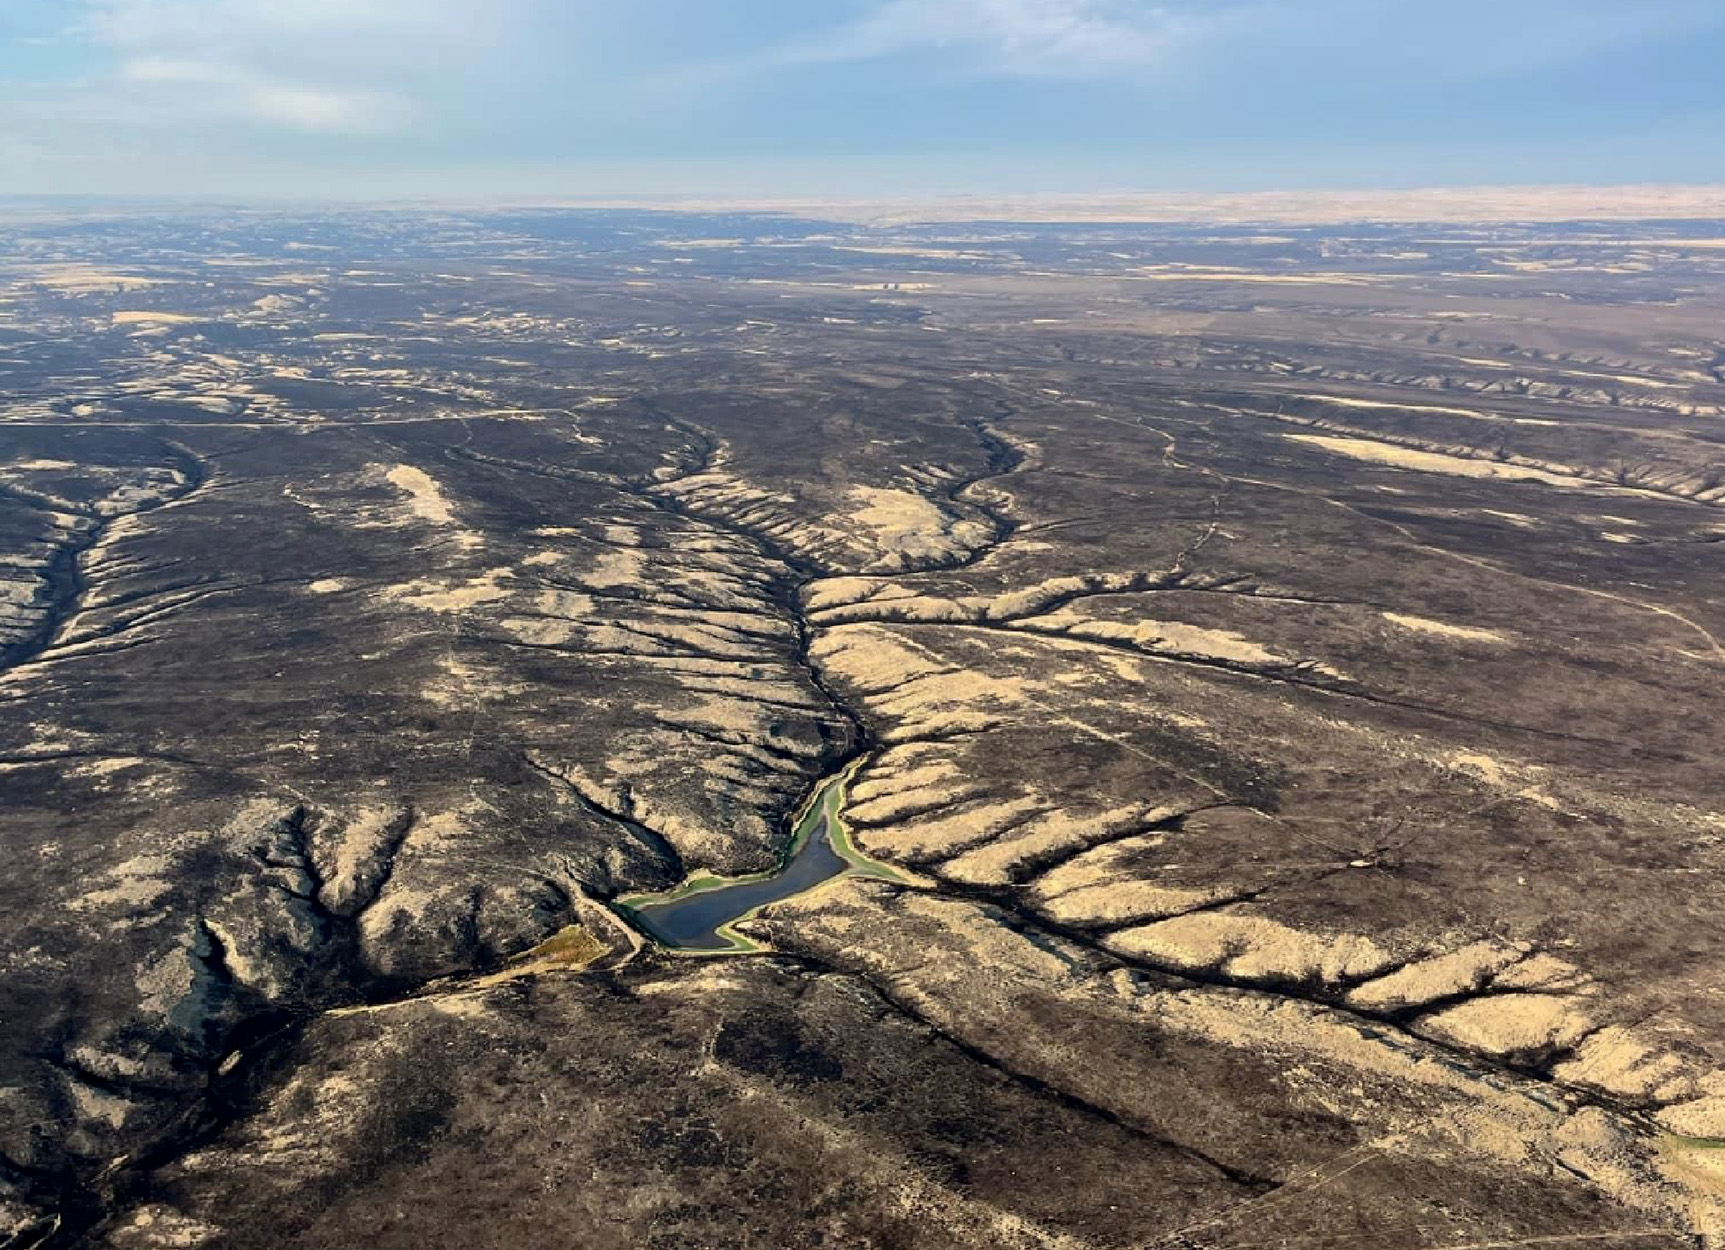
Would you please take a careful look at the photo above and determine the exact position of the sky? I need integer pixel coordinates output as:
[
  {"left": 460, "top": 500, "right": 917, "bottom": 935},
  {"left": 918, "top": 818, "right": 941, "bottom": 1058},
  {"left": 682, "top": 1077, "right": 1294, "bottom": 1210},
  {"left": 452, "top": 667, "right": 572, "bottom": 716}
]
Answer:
[{"left": 1, "top": 0, "right": 1723, "bottom": 199}]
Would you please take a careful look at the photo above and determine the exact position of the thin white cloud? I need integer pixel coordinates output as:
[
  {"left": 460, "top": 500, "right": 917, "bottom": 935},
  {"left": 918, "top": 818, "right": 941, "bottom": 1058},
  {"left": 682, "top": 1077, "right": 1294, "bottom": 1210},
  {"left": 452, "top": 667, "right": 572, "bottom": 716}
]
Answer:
[
  {"left": 772, "top": 0, "right": 1204, "bottom": 76},
  {"left": 59, "top": 0, "right": 492, "bottom": 135},
  {"left": 115, "top": 55, "right": 409, "bottom": 134},
  {"left": 777, "top": 0, "right": 1725, "bottom": 83}
]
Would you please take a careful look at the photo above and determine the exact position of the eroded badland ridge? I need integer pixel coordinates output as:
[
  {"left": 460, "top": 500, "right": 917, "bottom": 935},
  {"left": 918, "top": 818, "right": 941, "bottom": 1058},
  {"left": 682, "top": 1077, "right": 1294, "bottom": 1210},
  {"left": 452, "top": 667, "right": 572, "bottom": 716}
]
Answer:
[{"left": 3, "top": 206, "right": 1725, "bottom": 1247}]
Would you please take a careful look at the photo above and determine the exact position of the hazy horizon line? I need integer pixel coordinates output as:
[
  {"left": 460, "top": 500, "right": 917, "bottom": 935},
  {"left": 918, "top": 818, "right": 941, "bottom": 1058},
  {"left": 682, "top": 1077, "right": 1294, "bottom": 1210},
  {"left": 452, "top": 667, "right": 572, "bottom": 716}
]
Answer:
[{"left": 5, "top": 182, "right": 1725, "bottom": 226}]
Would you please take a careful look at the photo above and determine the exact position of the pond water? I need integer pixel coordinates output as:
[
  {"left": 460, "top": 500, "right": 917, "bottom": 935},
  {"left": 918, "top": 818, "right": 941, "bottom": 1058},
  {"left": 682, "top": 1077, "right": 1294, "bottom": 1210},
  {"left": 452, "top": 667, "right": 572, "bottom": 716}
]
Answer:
[{"left": 615, "top": 763, "right": 894, "bottom": 953}]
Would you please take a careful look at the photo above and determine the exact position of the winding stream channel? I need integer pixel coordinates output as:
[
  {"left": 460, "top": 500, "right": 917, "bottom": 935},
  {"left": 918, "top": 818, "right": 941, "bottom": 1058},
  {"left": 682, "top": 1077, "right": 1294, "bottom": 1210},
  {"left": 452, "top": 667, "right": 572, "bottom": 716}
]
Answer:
[{"left": 613, "top": 759, "right": 903, "bottom": 953}]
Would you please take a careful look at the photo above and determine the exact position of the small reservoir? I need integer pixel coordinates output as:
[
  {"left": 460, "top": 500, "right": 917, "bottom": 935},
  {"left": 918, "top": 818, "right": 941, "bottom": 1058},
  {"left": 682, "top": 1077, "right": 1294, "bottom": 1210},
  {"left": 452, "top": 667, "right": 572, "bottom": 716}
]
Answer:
[{"left": 615, "top": 761, "right": 898, "bottom": 952}]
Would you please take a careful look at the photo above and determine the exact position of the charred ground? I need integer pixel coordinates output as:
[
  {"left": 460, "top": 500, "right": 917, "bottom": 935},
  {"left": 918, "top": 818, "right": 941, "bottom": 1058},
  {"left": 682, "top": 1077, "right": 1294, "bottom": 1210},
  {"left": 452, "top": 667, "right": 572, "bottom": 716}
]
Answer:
[{"left": 2, "top": 206, "right": 1725, "bottom": 1247}]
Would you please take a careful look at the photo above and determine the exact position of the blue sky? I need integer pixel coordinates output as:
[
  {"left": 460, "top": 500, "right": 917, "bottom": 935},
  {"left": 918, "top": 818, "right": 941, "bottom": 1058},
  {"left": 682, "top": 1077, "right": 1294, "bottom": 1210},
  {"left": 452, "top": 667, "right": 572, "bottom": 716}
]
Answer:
[{"left": 2, "top": 0, "right": 1723, "bottom": 198}]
